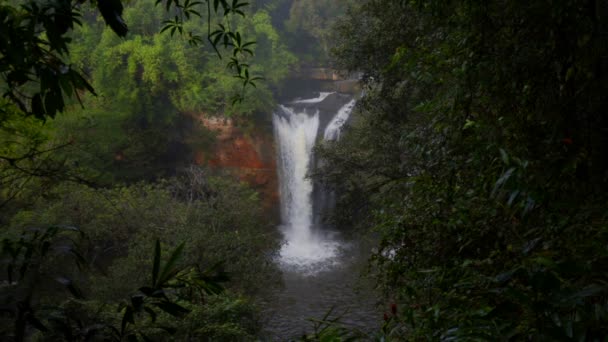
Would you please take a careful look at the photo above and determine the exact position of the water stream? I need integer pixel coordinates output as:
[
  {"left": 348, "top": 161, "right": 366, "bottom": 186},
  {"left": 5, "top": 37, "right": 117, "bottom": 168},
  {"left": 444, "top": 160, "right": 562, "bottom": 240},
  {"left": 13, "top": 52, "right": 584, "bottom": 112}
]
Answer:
[
  {"left": 324, "top": 99, "right": 356, "bottom": 141},
  {"left": 273, "top": 104, "right": 340, "bottom": 273},
  {"left": 263, "top": 93, "right": 380, "bottom": 339}
]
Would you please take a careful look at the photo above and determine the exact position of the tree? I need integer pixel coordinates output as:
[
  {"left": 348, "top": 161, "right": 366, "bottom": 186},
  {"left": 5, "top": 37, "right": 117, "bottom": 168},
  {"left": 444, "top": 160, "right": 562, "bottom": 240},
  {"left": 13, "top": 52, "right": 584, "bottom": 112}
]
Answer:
[
  {"left": 2, "top": 166, "right": 279, "bottom": 340},
  {"left": 1, "top": 2, "right": 281, "bottom": 339},
  {"left": 0, "top": 0, "right": 257, "bottom": 124},
  {"left": 317, "top": 0, "right": 608, "bottom": 339},
  {"left": 1, "top": 227, "right": 234, "bottom": 341},
  {"left": 282, "top": 0, "right": 353, "bottom": 66},
  {"left": 0, "top": 0, "right": 273, "bottom": 208}
]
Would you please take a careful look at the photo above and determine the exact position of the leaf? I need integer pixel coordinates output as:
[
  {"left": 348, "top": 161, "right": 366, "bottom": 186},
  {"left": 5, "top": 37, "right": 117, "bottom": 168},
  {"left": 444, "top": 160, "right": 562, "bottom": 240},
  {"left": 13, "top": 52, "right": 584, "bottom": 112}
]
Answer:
[
  {"left": 44, "top": 93, "right": 58, "bottom": 118},
  {"left": 131, "top": 294, "right": 144, "bottom": 311},
  {"left": 507, "top": 190, "right": 520, "bottom": 206},
  {"left": 72, "top": 71, "right": 96, "bottom": 95},
  {"left": 157, "top": 242, "right": 185, "bottom": 286},
  {"left": 188, "top": 9, "right": 200, "bottom": 17},
  {"left": 523, "top": 196, "right": 535, "bottom": 215},
  {"left": 140, "top": 333, "right": 153, "bottom": 342},
  {"left": 231, "top": 94, "right": 243, "bottom": 105},
  {"left": 494, "top": 267, "right": 521, "bottom": 284},
  {"left": 68, "top": 248, "right": 87, "bottom": 271},
  {"left": 96, "top": 0, "right": 128, "bottom": 37},
  {"left": 499, "top": 148, "right": 509, "bottom": 165},
  {"left": 463, "top": 119, "right": 475, "bottom": 130},
  {"left": 235, "top": 1, "right": 249, "bottom": 9},
  {"left": 160, "top": 24, "right": 172, "bottom": 34},
  {"left": 139, "top": 286, "right": 166, "bottom": 299},
  {"left": 565, "top": 284, "right": 606, "bottom": 303},
  {"left": 152, "top": 240, "right": 160, "bottom": 287},
  {"left": 26, "top": 314, "right": 48, "bottom": 332},
  {"left": 158, "top": 325, "right": 177, "bottom": 335},
  {"left": 139, "top": 286, "right": 153, "bottom": 296},
  {"left": 144, "top": 307, "right": 157, "bottom": 323},
  {"left": 56, "top": 276, "right": 85, "bottom": 299},
  {"left": 154, "top": 301, "right": 190, "bottom": 317},
  {"left": 32, "top": 93, "right": 44, "bottom": 116},
  {"left": 491, "top": 167, "right": 515, "bottom": 197},
  {"left": 121, "top": 306, "right": 135, "bottom": 335},
  {"left": 418, "top": 268, "right": 439, "bottom": 273},
  {"left": 212, "top": 32, "right": 223, "bottom": 47},
  {"left": 521, "top": 237, "right": 541, "bottom": 255}
]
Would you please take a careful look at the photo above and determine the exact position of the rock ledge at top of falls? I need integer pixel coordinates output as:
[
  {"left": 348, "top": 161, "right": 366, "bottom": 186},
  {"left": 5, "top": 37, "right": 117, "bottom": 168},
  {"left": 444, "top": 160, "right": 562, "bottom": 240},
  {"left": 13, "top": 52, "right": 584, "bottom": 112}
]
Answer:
[
  {"left": 288, "top": 92, "right": 354, "bottom": 134},
  {"left": 284, "top": 68, "right": 361, "bottom": 97},
  {"left": 292, "top": 67, "right": 343, "bottom": 81}
]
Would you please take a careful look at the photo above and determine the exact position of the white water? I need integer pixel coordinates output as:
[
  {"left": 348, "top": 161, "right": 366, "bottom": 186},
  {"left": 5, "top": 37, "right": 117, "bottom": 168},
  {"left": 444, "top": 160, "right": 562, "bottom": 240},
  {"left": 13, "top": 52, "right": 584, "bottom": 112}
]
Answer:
[
  {"left": 266, "top": 96, "right": 381, "bottom": 338},
  {"left": 273, "top": 105, "right": 340, "bottom": 273},
  {"left": 292, "top": 92, "right": 335, "bottom": 104},
  {"left": 324, "top": 99, "right": 356, "bottom": 141}
]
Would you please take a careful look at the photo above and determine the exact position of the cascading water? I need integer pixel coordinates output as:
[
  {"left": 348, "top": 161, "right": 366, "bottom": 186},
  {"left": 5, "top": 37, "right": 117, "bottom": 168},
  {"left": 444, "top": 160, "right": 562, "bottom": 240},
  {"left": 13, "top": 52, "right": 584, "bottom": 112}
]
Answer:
[
  {"left": 292, "top": 91, "right": 335, "bottom": 104},
  {"left": 324, "top": 99, "right": 356, "bottom": 141},
  {"left": 273, "top": 94, "right": 358, "bottom": 272},
  {"left": 265, "top": 93, "right": 379, "bottom": 339},
  {"left": 273, "top": 104, "right": 339, "bottom": 272}
]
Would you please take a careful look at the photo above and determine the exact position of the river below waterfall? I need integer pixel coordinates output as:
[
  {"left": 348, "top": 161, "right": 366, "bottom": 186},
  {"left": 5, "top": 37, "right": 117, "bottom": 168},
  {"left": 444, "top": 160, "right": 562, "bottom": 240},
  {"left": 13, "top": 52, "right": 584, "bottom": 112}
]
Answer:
[
  {"left": 260, "top": 238, "right": 381, "bottom": 340},
  {"left": 259, "top": 92, "right": 382, "bottom": 340}
]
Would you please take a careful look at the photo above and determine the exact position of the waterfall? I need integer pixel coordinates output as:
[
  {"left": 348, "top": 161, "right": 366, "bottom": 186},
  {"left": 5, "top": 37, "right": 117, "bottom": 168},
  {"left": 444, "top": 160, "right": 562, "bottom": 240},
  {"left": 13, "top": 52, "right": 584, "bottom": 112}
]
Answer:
[
  {"left": 273, "top": 104, "right": 339, "bottom": 272},
  {"left": 324, "top": 99, "right": 356, "bottom": 141},
  {"left": 292, "top": 92, "right": 335, "bottom": 104}
]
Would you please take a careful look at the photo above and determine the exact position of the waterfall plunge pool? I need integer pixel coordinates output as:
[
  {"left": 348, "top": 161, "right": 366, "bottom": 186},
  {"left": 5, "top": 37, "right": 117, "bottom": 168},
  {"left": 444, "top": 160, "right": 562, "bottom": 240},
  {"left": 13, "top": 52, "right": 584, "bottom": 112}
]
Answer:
[{"left": 261, "top": 92, "right": 381, "bottom": 340}]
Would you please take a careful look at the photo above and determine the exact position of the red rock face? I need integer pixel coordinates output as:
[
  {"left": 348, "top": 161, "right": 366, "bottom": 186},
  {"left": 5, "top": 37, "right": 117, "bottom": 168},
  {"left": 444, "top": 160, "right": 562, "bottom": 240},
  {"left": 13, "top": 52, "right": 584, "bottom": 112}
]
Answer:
[{"left": 193, "top": 115, "right": 279, "bottom": 215}]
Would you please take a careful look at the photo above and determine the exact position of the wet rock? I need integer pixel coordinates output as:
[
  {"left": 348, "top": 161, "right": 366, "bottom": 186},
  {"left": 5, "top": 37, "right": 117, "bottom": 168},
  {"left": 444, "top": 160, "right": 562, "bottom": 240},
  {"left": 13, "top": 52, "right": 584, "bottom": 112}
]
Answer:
[{"left": 192, "top": 114, "right": 279, "bottom": 216}]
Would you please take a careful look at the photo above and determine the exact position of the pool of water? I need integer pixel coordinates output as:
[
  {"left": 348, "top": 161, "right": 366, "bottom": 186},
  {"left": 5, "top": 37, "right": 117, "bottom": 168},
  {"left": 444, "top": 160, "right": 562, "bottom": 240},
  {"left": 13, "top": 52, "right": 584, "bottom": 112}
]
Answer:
[{"left": 260, "top": 239, "right": 382, "bottom": 340}]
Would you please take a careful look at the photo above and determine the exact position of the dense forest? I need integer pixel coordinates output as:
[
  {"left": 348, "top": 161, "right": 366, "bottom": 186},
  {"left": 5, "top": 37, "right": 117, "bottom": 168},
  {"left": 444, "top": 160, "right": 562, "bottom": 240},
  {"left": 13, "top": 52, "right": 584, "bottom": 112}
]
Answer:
[{"left": 2, "top": 0, "right": 608, "bottom": 341}]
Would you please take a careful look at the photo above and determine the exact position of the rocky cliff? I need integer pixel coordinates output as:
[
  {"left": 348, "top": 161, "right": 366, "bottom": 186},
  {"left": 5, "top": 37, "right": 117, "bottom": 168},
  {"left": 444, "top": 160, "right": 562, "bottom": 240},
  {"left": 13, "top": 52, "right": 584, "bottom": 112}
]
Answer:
[
  {"left": 193, "top": 115, "right": 279, "bottom": 215},
  {"left": 190, "top": 74, "right": 360, "bottom": 218},
  {"left": 279, "top": 68, "right": 360, "bottom": 101}
]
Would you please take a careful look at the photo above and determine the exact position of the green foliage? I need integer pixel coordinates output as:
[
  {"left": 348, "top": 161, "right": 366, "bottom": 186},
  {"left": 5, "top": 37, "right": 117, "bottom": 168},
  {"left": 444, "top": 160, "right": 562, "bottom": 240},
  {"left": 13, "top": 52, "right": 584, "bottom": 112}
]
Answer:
[
  {"left": 1, "top": 0, "right": 292, "bottom": 186},
  {"left": 317, "top": 0, "right": 608, "bottom": 339},
  {"left": 43, "top": 291, "right": 262, "bottom": 341},
  {"left": 0, "top": 0, "right": 265, "bottom": 123},
  {"left": 1, "top": 226, "right": 85, "bottom": 341},
  {"left": 0, "top": 0, "right": 96, "bottom": 121},
  {"left": 0, "top": 0, "right": 297, "bottom": 186},
  {"left": 299, "top": 307, "right": 367, "bottom": 342},
  {"left": 282, "top": 0, "right": 353, "bottom": 66},
  {"left": 2, "top": 167, "right": 279, "bottom": 340},
  {"left": 9, "top": 168, "right": 279, "bottom": 298},
  {"left": 172, "top": 294, "right": 261, "bottom": 340},
  {"left": 68, "top": 0, "right": 292, "bottom": 116},
  {"left": 0, "top": 0, "right": 288, "bottom": 327},
  {"left": 0, "top": 227, "right": 242, "bottom": 341}
]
